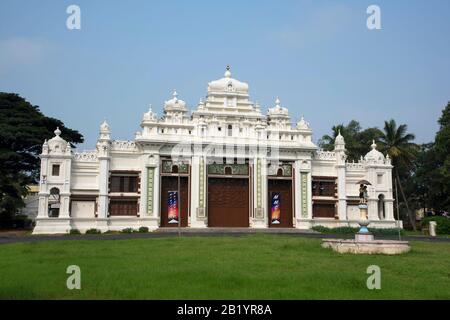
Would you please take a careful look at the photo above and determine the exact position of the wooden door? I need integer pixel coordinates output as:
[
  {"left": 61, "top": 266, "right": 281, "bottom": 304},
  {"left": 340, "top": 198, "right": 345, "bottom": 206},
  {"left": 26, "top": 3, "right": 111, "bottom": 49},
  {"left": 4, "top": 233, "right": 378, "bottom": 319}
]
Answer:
[
  {"left": 208, "top": 178, "right": 249, "bottom": 227},
  {"left": 268, "top": 179, "right": 293, "bottom": 228},
  {"left": 160, "top": 176, "right": 189, "bottom": 227}
]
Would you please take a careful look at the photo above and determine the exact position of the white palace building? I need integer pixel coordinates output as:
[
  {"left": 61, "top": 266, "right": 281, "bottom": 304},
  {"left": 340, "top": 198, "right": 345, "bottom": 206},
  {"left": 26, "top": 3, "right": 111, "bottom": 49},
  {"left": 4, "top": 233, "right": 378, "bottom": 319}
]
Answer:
[{"left": 34, "top": 67, "right": 398, "bottom": 234}]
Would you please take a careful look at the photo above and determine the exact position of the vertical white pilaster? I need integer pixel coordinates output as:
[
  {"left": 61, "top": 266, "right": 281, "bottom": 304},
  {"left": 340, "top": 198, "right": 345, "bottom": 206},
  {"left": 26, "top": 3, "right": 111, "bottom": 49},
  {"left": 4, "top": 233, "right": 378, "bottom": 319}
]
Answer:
[
  {"left": 294, "top": 160, "right": 301, "bottom": 221},
  {"left": 190, "top": 155, "right": 200, "bottom": 226},
  {"left": 337, "top": 164, "right": 347, "bottom": 220},
  {"left": 153, "top": 155, "right": 160, "bottom": 219},
  {"left": 306, "top": 171, "right": 313, "bottom": 219},
  {"left": 140, "top": 163, "right": 148, "bottom": 217},
  {"left": 98, "top": 156, "right": 110, "bottom": 219}
]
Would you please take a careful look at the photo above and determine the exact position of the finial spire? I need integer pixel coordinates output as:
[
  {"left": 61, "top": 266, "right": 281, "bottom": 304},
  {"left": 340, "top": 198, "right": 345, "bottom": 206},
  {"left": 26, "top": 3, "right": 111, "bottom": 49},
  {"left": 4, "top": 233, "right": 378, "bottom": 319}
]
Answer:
[
  {"left": 275, "top": 97, "right": 281, "bottom": 108},
  {"left": 54, "top": 127, "right": 61, "bottom": 136},
  {"left": 224, "top": 65, "right": 231, "bottom": 78},
  {"left": 371, "top": 140, "right": 377, "bottom": 149}
]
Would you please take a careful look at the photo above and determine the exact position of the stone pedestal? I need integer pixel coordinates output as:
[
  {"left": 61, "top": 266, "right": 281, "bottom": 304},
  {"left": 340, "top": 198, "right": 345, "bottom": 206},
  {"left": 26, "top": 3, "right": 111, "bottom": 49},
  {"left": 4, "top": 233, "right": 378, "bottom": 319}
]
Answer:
[{"left": 355, "top": 232, "right": 374, "bottom": 242}]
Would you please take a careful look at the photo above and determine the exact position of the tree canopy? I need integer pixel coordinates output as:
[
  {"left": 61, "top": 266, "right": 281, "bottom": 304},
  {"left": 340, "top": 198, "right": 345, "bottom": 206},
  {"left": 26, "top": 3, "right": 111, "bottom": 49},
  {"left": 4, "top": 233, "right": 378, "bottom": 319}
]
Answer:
[
  {"left": 319, "top": 103, "right": 450, "bottom": 228},
  {"left": 412, "top": 102, "right": 450, "bottom": 211},
  {"left": 318, "top": 120, "right": 383, "bottom": 160},
  {"left": 0, "top": 93, "right": 83, "bottom": 224}
]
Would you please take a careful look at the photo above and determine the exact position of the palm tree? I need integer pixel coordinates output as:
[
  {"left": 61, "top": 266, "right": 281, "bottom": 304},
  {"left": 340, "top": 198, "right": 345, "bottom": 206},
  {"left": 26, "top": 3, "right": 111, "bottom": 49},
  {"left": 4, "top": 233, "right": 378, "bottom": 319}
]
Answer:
[
  {"left": 318, "top": 124, "right": 345, "bottom": 150},
  {"left": 378, "top": 119, "right": 418, "bottom": 230}
]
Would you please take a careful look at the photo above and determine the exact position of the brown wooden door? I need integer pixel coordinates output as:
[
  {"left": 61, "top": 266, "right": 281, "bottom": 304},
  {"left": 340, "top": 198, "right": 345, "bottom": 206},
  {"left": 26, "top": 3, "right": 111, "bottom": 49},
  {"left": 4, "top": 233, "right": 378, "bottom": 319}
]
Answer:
[
  {"left": 268, "top": 179, "right": 293, "bottom": 228},
  {"left": 160, "top": 176, "right": 189, "bottom": 227},
  {"left": 208, "top": 178, "right": 249, "bottom": 227}
]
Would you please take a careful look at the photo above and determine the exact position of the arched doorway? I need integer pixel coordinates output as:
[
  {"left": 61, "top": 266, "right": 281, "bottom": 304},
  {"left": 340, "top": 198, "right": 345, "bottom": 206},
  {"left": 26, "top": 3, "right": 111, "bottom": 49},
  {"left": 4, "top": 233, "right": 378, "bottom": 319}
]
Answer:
[
  {"left": 378, "top": 194, "right": 385, "bottom": 220},
  {"left": 48, "top": 187, "right": 60, "bottom": 218}
]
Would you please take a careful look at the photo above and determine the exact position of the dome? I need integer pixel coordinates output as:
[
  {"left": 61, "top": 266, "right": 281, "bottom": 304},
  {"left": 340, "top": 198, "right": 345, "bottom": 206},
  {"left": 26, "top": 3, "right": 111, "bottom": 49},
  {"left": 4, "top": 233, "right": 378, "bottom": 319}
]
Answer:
[
  {"left": 100, "top": 120, "right": 110, "bottom": 132},
  {"left": 164, "top": 90, "right": 187, "bottom": 112},
  {"left": 296, "top": 116, "right": 311, "bottom": 130},
  {"left": 335, "top": 130, "right": 345, "bottom": 145},
  {"left": 143, "top": 105, "right": 157, "bottom": 121},
  {"left": 267, "top": 98, "right": 289, "bottom": 117},
  {"left": 207, "top": 66, "right": 249, "bottom": 94},
  {"left": 47, "top": 127, "right": 69, "bottom": 154},
  {"left": 364, "top": 140, "right": 385, "bottom": 161}
]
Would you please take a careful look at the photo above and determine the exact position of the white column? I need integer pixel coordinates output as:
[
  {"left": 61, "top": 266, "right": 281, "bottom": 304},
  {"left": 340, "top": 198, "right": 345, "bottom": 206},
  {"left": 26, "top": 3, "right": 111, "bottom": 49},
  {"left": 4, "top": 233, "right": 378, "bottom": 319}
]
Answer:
[
  {"left": 153, "top": 155, "right": 160, "bottom": 220},
  {"left": 294, "top": 160, "right": 301, "bottom": 222},
  {"left": 37, "top": 195, "right": 48, "bottom": 218},
  {"left": 368, "top": 199, "right": 379, "bottom": 220},
  {"left": 140, "top": 164, "right": 148, "bottom": 217},
  {"left": 261, "top": 157, "right": 268, "bottom": 226},
  {"left": 337, "top": 164, "right": 347, "bottom": 220},
  {"left": 60, "top": 194, "right": 70, "bottom": 218},
  {"left": 190, "top": 155, "right": 200, "bottom": 226},
  {"left": 385, "top": 200, "right": 394, "bottom": 221},
  {"left": 306, "top": 171, "right": 313, "bottom": 219},
  {"left": 98, "top": 156, "right": 110, "bottom": 219}
]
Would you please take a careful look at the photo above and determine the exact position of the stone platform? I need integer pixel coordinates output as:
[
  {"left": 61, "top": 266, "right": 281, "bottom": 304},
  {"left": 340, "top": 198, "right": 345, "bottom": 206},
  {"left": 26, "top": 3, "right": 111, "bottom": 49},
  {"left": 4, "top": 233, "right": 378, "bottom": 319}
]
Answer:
[{"left": 322, "top": 239, "right": 411, "bottom": 255}]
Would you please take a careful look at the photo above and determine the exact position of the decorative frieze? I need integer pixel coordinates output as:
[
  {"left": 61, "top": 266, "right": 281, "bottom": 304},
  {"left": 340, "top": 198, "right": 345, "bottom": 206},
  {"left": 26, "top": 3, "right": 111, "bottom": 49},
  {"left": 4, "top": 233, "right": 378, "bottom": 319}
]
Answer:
[
  {"left": 300, "top": 172, "right": 308, "bottom": 218},
  {"left": 147, "top": 167, "right": 154, "bottom": 214},
  {"left": 256, "top": 158, "right": 262, "bottom": 208},
  {"left": 207, "top": 163, "right": 249, "bottom": 176},
  {"left": 199, "top": 157, "right": 205, "bottom": 208},
  {"left": 268, "top": 163, "right": 292, "bottom": 177},
  {"left": 73, "top": 151, "right": 98, "bottom": 162},
  {"left": 111, "top": 140, "right": 137, "bottom": 151},
  {"left": 314, "top": 150, "right": 336, "bottom": 160},
  {"left": 161, "top": 160, "right": 189, "bottom": 174}
]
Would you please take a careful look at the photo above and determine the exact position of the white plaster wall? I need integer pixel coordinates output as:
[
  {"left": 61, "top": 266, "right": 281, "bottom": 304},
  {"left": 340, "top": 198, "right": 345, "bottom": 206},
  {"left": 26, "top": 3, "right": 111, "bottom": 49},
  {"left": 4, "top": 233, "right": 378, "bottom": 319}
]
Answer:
[{"left": 71, "top": 201, "right": 95, "bottom": 218}]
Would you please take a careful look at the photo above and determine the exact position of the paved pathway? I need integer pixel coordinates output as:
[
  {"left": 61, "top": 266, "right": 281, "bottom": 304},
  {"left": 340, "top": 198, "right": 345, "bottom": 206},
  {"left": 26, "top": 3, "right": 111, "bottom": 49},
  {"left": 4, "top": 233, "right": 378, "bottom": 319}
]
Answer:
[{"left": 0, "top": 228, "right": 448, "bottom": 245}]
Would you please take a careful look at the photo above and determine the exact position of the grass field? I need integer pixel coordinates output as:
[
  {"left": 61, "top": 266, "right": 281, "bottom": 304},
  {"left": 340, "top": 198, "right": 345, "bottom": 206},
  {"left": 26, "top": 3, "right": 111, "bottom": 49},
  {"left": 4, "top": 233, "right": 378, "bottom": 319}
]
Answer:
[{"left": 0, "top": 235, "right": 449, "bottom": 299}]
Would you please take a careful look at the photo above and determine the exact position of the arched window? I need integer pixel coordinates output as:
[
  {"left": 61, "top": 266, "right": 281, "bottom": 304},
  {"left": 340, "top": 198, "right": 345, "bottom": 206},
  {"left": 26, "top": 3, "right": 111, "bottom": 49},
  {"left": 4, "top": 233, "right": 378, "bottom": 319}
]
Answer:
[
  {"left": 277, "top": 168, "right": 283, "bottom": 177},
  {"left": 48, "top": 187, "right": 60, "bottom": 218},
  {"left": 228, "top": 125, "right": 233, "bottom": 137},
  {"left": 378, "top": 194, "right": 385, "bottom": 220},
  {"left": 225, "top": 166, "right": 232, "bottom": 175}
]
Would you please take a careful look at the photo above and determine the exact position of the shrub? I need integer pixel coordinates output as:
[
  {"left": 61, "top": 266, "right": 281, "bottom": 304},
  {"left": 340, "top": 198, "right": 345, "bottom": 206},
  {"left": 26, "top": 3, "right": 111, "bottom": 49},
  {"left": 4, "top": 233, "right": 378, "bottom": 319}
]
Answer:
[
  {"left": 121, "top": 228, "right": 135, "bottom": 234},
  {"left": 312, "top": 226, "right": 357, "bottom": 234},
  {"left": 312, "top": 225, "right": 404, "bottom": 236},
  {"left": 69, "top": 229, "right": 81, "bottom": 235},
  {"left": 85, "top": 228, "right": 101, "bottom": 234},
  {"left": 7, "top": 215, "right": 33, "bottom": 230},
  {"left": 369, "top": 228, "right": 404, "bottom": 236},
  {"left": 421, "top": 216, "right": 450, "bottom": 235},
  {"left": 138, "top": 227, "right": 149, "bottom": 233}
]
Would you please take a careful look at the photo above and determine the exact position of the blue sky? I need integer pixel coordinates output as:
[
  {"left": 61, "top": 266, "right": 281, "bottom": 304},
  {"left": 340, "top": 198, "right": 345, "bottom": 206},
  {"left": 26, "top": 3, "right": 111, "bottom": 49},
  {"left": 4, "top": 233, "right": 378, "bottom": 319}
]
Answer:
[{"left": 0, "top": 0, "right": 449, "bottom": 149}]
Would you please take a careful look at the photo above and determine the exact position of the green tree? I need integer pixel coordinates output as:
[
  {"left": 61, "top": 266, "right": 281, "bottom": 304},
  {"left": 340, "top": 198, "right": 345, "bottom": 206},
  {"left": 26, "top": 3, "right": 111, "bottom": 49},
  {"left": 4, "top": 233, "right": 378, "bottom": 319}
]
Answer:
[
  {"left": 378, "top": 119, "right": 418, "bottom": 230},
  {"left": 413, "top": 102, "right": 450, "bottom": 212},
  {"left": 0, "top": 93, "right": 83, "bottom": 227},
  {"left": 433, "top": 102, "right": 450, "bottom": 210},
  {"left": 318, "top": 120, "right": 382, "bottom": 160}
]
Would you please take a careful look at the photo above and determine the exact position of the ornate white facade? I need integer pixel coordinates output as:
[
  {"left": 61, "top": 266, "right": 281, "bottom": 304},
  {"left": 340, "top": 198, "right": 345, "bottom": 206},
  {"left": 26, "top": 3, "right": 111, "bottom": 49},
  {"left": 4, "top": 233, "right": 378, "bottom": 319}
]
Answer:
[{"left": 34, "top": 67, "right": 398, "bottom": 234}]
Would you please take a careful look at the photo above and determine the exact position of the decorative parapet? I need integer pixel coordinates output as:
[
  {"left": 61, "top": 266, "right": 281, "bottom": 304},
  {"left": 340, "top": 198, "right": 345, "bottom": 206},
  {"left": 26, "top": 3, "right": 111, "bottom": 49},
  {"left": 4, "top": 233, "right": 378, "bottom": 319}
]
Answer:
[
  {"left": 111, "top": 140, "right": 138, "bottom": 152},
  {"left": 346, "top": 162, "right": 365, "bottom": 170},
  {"left": 314, "top": 150, "right": 336, "bottom": 161},
  {"left": 73, "top": 151, "right": 98, "bottom": 162},
  {"left": 346, "top": 158, "right": 392, "bottom": 170}
]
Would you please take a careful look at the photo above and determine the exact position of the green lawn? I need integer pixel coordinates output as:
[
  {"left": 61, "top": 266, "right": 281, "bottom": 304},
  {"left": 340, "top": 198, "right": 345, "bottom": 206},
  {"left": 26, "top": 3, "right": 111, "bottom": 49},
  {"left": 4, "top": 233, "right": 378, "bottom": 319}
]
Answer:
[{"left": 0, "top": 235, "right": 449, "bottom": 299}]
